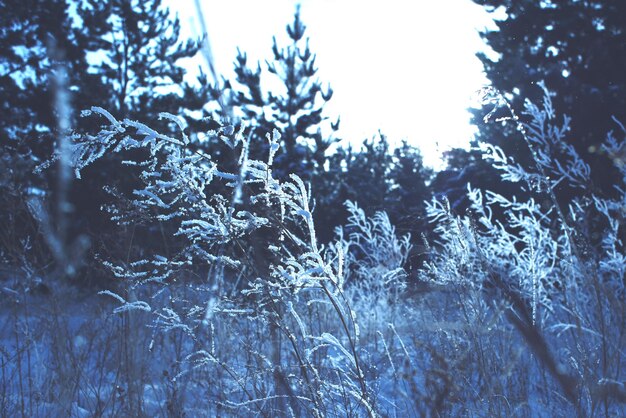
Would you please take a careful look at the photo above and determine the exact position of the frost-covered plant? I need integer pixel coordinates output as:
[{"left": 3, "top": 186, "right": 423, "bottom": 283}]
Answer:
[
  {"left": 340, "top": 201, "right": 411, "bottom": 291},
  {"left": 65, "top": 107, "right": 376, "bottom": 416},
  {"left": 336, "top": 201, "right": 410, "bottom": 328},
  {"left": 421, "top": 85, "right": 626, "bottom": 414}
]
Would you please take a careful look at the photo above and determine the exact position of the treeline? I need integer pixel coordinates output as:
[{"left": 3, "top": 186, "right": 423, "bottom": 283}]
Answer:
[
  {"left": 1, "top": 0, "right": 624, "bottom": 289},
  {"left": 1, "top": 1, "right": 433, "bottom": 287}
]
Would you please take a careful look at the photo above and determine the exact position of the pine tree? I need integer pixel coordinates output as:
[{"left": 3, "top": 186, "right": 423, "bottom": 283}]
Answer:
[
  {"left": 0, "top": 0, "right": 207, "bottom": 282},
  {"left": 473, "top": 0, "right": 624, "bottom": 191},
  {"left": 439, "top": 0, "right": 626, "bottom": 214},
  {"left": 0, "top": 0, "right": 102, "bottom": 145},
  {"left": 474, "top": 0, "right": 625, "bottom": 144},
  {"left": 77, "top": 0, "right": 203, "bottom": 122},
  {"left": 216, "top": 6, "right": 340, "bottom": 180}
]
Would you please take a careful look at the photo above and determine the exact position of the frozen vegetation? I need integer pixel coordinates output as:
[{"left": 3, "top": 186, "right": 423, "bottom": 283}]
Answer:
[{"left": 1, "top": 87, "right": 625, "bottom": 417}]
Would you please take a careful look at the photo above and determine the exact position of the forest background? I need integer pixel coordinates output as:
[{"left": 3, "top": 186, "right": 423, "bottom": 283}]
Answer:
[{"left": 0, "top": 0, "right": 625, "bottom": 416}]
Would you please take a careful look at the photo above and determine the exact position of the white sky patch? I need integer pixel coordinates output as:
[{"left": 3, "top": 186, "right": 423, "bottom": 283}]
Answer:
[{"left": 166, "top": 0, "right": 503, "bottom": 170}]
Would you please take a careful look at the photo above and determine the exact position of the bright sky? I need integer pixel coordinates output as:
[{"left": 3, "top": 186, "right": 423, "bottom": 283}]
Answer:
[{"left": 166, "top": 0, "right": 502, "bottom": 170}]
